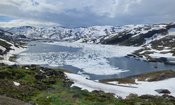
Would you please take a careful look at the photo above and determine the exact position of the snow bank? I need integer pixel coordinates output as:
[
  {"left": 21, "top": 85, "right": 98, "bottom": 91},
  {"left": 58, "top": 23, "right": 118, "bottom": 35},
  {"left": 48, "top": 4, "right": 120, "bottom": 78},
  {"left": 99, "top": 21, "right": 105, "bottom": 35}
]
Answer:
[
  {"left": 66, "top": 73, "right": 175, "bottom": 98},
  {"left": 0, "top": 46, "right": 6, "bottom": 52},
  {"left": 0, "top": 45, "right": 26, "bottom": 65},
  {"left": 149, "top": 53, "right": 174, "bottom": 58}
]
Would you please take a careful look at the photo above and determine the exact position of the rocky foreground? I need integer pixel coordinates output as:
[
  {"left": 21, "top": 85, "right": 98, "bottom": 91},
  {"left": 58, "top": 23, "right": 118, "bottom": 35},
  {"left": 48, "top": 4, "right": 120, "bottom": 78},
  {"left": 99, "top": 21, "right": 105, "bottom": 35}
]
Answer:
[{"left": 1, "top": 63, "right": 175, "bottom": 105}]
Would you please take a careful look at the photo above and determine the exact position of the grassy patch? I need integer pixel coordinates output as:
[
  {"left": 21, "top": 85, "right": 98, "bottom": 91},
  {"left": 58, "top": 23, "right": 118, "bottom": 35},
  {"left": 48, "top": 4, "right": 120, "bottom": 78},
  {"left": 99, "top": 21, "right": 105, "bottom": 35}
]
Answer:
[
  {"left": 129, "top": 70, "right": 175, "bottom": 82},
  {"left": 100, "top": 70, "right": 175, "bottom": 84},
  {"left": 123, "top": 95, "right": 175, "bottom": 105}
]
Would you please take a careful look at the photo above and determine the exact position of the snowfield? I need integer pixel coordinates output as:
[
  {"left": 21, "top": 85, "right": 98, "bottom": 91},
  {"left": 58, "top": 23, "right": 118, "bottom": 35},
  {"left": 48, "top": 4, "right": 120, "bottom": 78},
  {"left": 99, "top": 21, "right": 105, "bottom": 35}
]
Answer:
[
  {"left": 66, "top": 72, "right": 175, "bottom": 98},
  {"left": 0, "top": 46, "right": 6, "bottom": 52},
  {"left": 0, "top": 38, "right": 26, "bottom": 65},
  {"left": 16, "top": 41, "right": 140, "bottom": 75},
  {"left": 0, "top": 45, "right": 26, "bottom": 65}
]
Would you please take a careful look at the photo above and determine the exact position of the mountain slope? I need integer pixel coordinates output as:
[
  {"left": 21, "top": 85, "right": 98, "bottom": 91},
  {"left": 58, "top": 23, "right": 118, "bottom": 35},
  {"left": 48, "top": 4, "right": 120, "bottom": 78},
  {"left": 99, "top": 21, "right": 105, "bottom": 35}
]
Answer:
[
  {"left": 0, "top": 29, "right": 14, "bottom": 56},
  {"left": 0, "top": 29, "right": 25, "bottom": 63}
]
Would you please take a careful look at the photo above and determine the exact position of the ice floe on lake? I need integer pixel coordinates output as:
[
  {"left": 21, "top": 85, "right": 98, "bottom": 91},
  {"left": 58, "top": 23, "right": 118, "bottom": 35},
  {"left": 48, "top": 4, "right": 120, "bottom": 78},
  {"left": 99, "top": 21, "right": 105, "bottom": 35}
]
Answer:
[{"left": 16, "top": 41, "right": 140, "bottom": 75}]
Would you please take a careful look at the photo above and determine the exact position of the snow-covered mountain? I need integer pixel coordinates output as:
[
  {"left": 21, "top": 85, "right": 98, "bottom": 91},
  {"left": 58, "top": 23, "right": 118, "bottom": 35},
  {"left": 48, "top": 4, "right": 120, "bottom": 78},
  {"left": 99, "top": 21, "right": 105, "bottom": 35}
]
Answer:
[
  {"left": 4, "top": 22, "right": 175, "bottom": 64},
  {"left": 6, "top": 26, "right": 114, "bottom": 43},
  {"left": 3, "top": 23, "right": 175, "bottom": 46}
]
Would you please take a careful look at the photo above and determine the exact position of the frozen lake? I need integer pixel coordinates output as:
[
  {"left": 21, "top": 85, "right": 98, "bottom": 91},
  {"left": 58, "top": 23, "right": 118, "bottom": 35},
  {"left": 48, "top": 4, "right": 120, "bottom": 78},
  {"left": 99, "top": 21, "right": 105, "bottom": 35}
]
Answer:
[{"left": 16, "top": 41, "right": 175, "bottom": 80}]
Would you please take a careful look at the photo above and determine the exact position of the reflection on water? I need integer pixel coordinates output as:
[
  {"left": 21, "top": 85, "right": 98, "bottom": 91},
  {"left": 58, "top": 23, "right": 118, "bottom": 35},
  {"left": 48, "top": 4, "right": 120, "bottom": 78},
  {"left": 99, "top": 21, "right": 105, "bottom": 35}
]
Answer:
[
  {"left": 27, "top": 42, "right": 81, "bottom": 53},
  {"left": 105, "top": 57, "right": 175, "bottom": 78},
  {"left": 83, "top": 57, "right": 175, "bottom": 80}
]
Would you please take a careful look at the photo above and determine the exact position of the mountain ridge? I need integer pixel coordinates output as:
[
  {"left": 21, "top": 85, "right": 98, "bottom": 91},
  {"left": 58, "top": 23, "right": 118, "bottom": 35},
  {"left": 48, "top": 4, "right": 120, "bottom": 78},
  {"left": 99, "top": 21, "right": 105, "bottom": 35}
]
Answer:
[{"left": 1, "top": 22, "right": 174, "bottom": 46}]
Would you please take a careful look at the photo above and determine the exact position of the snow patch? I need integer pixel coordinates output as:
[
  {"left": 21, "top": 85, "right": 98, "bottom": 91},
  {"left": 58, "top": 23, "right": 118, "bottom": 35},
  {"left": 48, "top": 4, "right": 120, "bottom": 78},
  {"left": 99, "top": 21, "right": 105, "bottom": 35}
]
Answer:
[
  {"left": 66, "top": 73, "right": 175, "bottom": 98},
  {"left": 0, "top": 46, "right": 6, "bottom": 52},
  {"left": 0, "top": 45, "right": 26, "bottom": 65},
  {"left": 149, "top": 53, "right": 174, "bottom": 58},
  {"left": 13, "top": 81, "right": 20, "bottom": 86}
]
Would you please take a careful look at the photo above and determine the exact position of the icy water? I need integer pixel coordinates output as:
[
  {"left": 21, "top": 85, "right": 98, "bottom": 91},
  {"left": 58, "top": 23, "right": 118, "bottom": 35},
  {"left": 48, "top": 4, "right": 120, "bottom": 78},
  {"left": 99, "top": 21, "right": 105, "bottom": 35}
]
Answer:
[
  {"left": 169, "top": 28, "right": 175, "bottom": 34},
  {"left": 17, "top": 41, "right": 175, "bottom": 80}
]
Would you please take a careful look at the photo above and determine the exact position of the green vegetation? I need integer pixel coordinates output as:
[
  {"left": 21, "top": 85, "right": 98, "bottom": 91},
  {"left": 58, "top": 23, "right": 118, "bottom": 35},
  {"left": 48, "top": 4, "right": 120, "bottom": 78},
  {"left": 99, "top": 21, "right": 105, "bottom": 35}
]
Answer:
[
  {"left": 100, "top": 70, "right": 175, "bottom": 84},
  {"left": 124, "top": 94, "right": 175, "bottom": 105},
  {"left": 1, "top": 64, "right": 175, "bottom": 105},
  {"left": 0, "top": 64, "right": 124, "bottom": 105},
  {"left": 129, "top": 70, "right": 175, "bottom": 82}
]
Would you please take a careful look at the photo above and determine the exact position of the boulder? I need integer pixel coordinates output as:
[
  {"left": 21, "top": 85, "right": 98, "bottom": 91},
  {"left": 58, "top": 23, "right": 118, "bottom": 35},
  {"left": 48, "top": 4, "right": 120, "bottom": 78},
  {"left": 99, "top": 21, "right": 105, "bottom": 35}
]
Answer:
[{"left": 155, "top": 89, "right": 171, "bottom": 94}]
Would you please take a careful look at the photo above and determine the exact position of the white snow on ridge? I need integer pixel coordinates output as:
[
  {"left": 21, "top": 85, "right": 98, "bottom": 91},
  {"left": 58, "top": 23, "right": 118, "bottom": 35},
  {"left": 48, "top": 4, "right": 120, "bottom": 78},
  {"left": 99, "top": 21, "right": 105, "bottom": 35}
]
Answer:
[
  {"left": 0, "top": 38, "right": 26, "bottom": 65},
  {"left": 0, "top": 38, "right": 13, "bottom": 46},
  {"left": 0, "top": 45, "right": 26, "bottom": 65},
  {"left": 0, "top": 46, "right": 6, "bottom": 52},
  {"left": 149, "top": 53, "right": 174, "bottom": 59},
  {"left": 66, "top": 73, "right": 175, "bottom": 98},
  {"left": 7, "top": 24, "right": 168, "bottom": 44},
  {"left": 144, "top": 33, "right": 168, "bottom": 45},
  {"left": 132, "top": 24, "right": 167, "bottom": 38},
  {"left": 16, "top": 42, "right": 140, "bottom": 75},
  {"left": 0, "top": 38, "right": 12, "bottom": 53}
]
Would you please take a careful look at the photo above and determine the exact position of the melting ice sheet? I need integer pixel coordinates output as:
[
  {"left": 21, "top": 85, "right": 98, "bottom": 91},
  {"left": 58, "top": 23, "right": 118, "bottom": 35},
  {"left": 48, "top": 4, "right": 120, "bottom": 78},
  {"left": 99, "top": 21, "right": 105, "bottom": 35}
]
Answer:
[{"left": 16, "top": 41, "right": 140, "bottom": 76}]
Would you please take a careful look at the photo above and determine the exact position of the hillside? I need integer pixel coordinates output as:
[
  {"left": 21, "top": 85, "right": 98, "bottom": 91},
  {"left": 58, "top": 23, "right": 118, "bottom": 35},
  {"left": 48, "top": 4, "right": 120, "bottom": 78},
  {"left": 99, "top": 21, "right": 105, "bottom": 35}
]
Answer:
[{"left": 0, "top": 29, "right": 25, "bottom": 64}]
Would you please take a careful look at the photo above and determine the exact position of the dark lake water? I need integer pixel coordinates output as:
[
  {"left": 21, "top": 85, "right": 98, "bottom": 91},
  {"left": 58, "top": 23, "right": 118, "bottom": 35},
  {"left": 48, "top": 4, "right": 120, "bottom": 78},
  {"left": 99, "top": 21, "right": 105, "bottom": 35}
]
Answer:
[
  {"left": 106, "top": 57, "right": 175, "bottom": 78},
  {"left": 169, "top": 28, "right": 175, "bottom": 34},
  {"left": 17, "top": 41, "right": 175, "bottom": 80},
  {"left": 26, "top": 41, "right": 81, "bottom": 53}
]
